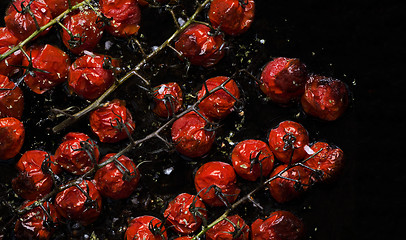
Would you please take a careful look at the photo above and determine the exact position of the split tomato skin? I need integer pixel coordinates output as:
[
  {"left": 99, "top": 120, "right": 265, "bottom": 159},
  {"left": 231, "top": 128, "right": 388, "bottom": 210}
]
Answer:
[
  {"left": 100, "top": 0, "right": 141, "bottom": 37},
  {"left": 0, "top": 74, "right": 24, "bottom": 119},
  {"left": 0, "top": 27, "right": 23, "bottom": 76},
  {"left": 46, "top": 0, "right": 82, "bottom": 17},
  {"left": 152, "top": 82, "right": 183, "bottom": 118},
  {"left": 206, "top": 214, "right": 250, "bottom": 240},
  {"left": 124, "top": 215, "right": 168, "bottom": 240},
  {"left": 0, "top": 117, "right": 24, "bottom": 160}
]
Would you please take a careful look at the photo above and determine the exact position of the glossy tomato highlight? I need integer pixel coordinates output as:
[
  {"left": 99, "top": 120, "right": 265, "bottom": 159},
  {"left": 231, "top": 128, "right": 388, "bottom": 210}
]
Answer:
[
  {"left": 0, "top": 117, "right": 24, "bottom": 160},
  {"left": 124, "top": 215, "right": 168, "bottom": 240},
  {"left": 0, "top": 27, "right": 23, "bottom": 76},
  {"left": 206, "top": 214, "right": 250, "bottom": 240},
  {"left": 0, "top": 74, "right": 24, "bottom": 119},
  {"left": 152, "top": 82, "right": 183, "bottom": 118},
  {"left": 46, "top": 0, "right": 82, "bottom": 17}
]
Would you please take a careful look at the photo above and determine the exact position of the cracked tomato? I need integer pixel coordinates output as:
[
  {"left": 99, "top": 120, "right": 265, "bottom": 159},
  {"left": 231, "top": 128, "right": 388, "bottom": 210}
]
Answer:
[
  {"left": 152, "top": 82, "right": 183, "bottom": 118},
  {"left": 0, "top": 117, "right": 24, "bottom": 160},
  {"left": 206, "top": 215, "right": 249, "bottom": 240},
  {"left": 124, "top": 215, "right": 168, "bottom": 240},
  {"left": 0, "top": 27, "right": 23, "bottom": 76},
  {"left": 100, "top": 0, "right": 141, "bottom": 37},
  {"left": 0, "top": 74, "right": 24, "bottom": 119}
]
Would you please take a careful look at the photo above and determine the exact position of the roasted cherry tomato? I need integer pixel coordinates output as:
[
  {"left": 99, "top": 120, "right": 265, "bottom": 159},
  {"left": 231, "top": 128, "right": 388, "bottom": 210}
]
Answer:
[
  {"left": 194, "top": 161, "right": 240, "bottom": 207},
  {"left": 251, "top": 210, "right": 304, "bottom": 240},
  {"left": 231, "top": 139, "right": 274, "bottom": 181},
  {"left": 89, "top": 99, "right": 135, "bottom": 143},
  {"left": 94, "top": 153, "right": 140, "bottom": 199},
  {"left": 14, "top": 200, "right": 60, "bottom": 240},
  {"left": 259, "top": 57, "right": 307, "bottom": 105},
  {"left": 163, "top": 193, "right": 207, "bottom": 234},
  {"left": 173, "top": 237, "right": 193, "bottom": 240},
  {"left": 208, "top": 0, "right": 255, "bottom": 36},
  {"left": 4, "top": 0, "right": 52, "bottom": 40},
  {"left": 206, "top": 215, "right": 249, "bottom": 240},
  {"left": 268, "top": 120, "right": 309, "bottom": 164},
  {"left": 301, "top": 74, "right": 349, "bottom": 121},
  {"left": 0, "top": 74, "right": 24, "bottom": 119},
  {"left": 0, "top": 27, "right": 23, "bottom": 76},
  {"left": 54, "top": 179, "right": 102, "bottom": 226},
  {"left": 197, "top": 76, "right": 240, "bottom": 120},
  {"left": 152, "top": 82, "right": 183, "bottom": 118},
  {"left": 0, "top": 117, "right": 24, "bottom": 160},
  {"left": 100, "top": 0, "right": 141, "bottom": 37},
  {"left": 54, "top": 132, "right": 100, "bottom": 175},
  {"left": 175, "top": 23, "right": 225, "bottom": 67},
  {"left": 46, "top": 0, "right": 82, "bottom": 17},
  {"left": 68, "top": 53, "right": 119, "bottom": 100},
  {"left": 22, "top": 44, "right": 70, "bottom": 94},
  {"left": 124, "top": 215, "right": 168, "bottom": 240}
]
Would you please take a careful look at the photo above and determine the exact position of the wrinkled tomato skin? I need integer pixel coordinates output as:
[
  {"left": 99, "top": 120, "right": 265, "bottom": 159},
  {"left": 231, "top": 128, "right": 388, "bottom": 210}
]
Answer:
[
  {"left": 152, "top": 82, "right": 183, "bottom": 118},
  {"left": 54, "top": 180, "right": 102, "bottom": 226},
  {"left": 0, "top": 27, "right": 23, "bottom": 76},
  {"left": 89, "top": 99, "right": 135, "bottom": 143},
  {"left": 197, "top": 76, "right": 240, "bottom": 120},
  {"left": 268, "top": 120, "right": 309, "bottom": 164},
  {"left": 175, "top": 24, "right": 225, "bottom": 67},
  {"left": 259, "top": 57, "right": 307, "bottom": 105},
  {"left": 0, "top": 74, "right": 24, "bottom": 119},
  {"left": 46, "top": 0, "right": 81, "bottom": 17},
  {"left": 251, "top": 210, "right": 304, "bottom": 240},
  {"left": 163, "top": 193, "right": 207, "bottom": 234},
  {"left": 14, "top": 201, "right": 60, "bottom": 240},
  {"left": 194, "top": 161, "right": 240, "bottom": 207},
  {"left": 94, "top": 153, "right": 140, "bottom": 199},
  {"left": 22, "top": 44, "right": 71, "bottom": 94},
  {"left": 206, "top": 215, "right": 250, "bottom": 240},
  {"left": 208, "top": 0, "right": 255, "bottom": 36},
  {"left": 124, "top": 215, "right": 168, "bottom": 240},
  {"left": 231, "top": 139, "right": 275, "bottom": 181},
  {"left": 301, "top": 74, "right": 349, "bottom": 121},
  {"left": 173, "top": 237, "right": 193, "bottom": 240},
  {"left": 171, "top": 112, "right": 216, "bottom": 158},
  {"left": 54, "top": 132, "right": 100, "bottom": 175},
  {"left": 4, "top": 0, "right": 52, "bottom": 40},
  {"left": 0, "top": 117, "right": 24, "bottom": 160},
  {"left": 100, "top": 0, "right": 141, "bottom": 37}
]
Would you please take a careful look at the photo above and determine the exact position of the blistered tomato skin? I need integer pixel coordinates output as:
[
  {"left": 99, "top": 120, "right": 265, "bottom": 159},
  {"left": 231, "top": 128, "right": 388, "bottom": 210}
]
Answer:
[
  {"left": 0, "top": 117, "right": 24, "bottom": 160},
  {"left": 0, "top": 27, "right": 23, "bottom": 76},
  {"left": 268, "top": 120, "right": 309, "bottom": 164},
  {"left": 208, "top": 0, "right": 255, "bottom": 36},
  {"left": 152, "top": 82, "right": 183, "bottom": 118},
  {"left": 231, "top": 139, "right": 274, "bottom": 181},
  {"left": 124, "top": 215, "right": 168, "bottom": 240},
  {"left": 0, "top": 74, "right": 24, "bottom": 119},
  {"left": 206, "top": 215, "right": 249, "bottom": 240},
  {"left": 194, "top": 161, "right": 241, "bottom": 207},
  {"left": 46, "top": 0, "right": 81, "bottom": 17},
  {"left": 100, "top": 0, "right": 141, "bottom": 37},
  {"left": 197, "top": 76, "right": 240, "bottom": 120},
  {"left": 259, "top": 57, "right": 307, "bottom": 105},
  {"left": 175, "top": 24, "right": 225, "bottom": 67}
]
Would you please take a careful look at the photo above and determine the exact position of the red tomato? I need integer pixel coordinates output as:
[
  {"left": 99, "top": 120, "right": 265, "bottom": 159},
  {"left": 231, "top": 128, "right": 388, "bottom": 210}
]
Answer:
[
  {"left": 171, "top": 112, "right": 216, "bottom": 158},
  {"left": 89, "top": 99, "right": 135, "bottom": 143},
  {"left": 206, "top": 215, "right": 250, "bottom": 240},
  {"left": 54, "top": 132, "right": 100, "bottom": 175},
  {"left": 174, "top": 24, "right": 225, "bottom": 67},
  {"left": 0, "top": 117, "right": 24, "bottom": 160},
  {"left": 4, "top": 0, "right": 52, "bottom": 40},
  {"left": 94, "top": 153, "right": 140, "bottom": 199},
  {"left": 208, "top": 0, "right": 255, "bottom": 36},
  {"left": 163, "top": 193, "right": 207, "bottom": 234},
  {"left": 22, "top": 44, "right": 71, "bottom": 94},
  {"left": 68, "top": 53, "right": 119, "bottom": 100},
  {"left": 251, "top": 210, "right": 304, "bottom": 240},
  {"left": 45, "top": 0, "right": 82, "bottom": 17},
  {"left": 152, "top": 82, "right": 183, "bottom": 118},
  {"left": 124, "top": 215, "right": 168, "bottom": 240},
  {"left": 268, "top": 120, "right": 309, "bottom": 164},
  {"left": 100, "top": 0, "right": 141, "bottom": 37},
  {"left": 0, "top": 74, "right": 24, "bottom": 119},
  {"left": 231, "top": 139, "right": 274, "bottom": 181},
  {"left": 14, "top": 200, "right": 60, "bottom": 240},
  {"left": 259, "top": 57, "right": 307, "bottom": 105},
  {"left": 197, "top": 76, "right": 240, "bottom": 120},
  {"left": 0, "top": 27, "right": 23, "bottom": 76},
  {"left": 301, "top": 74, "right": 349, "bottom": 121},
  {"left": 173, "top": 237, "right": 193, "bottom": 240},
  {"left": 54, "top": 179, "right": 102, "bottom": 225},
  {"left": 194, "top": 161, "right": 240, "bottom": 207}
]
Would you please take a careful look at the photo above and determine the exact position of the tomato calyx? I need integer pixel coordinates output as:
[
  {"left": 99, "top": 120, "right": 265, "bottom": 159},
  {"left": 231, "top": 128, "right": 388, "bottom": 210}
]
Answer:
[
  {"left": 188, "top": 195, "right": 208, "bottom": 227},
  {"left": 73, "top": 138, "right": 99, "bottom": 166},
  {"left": 148, "top": 217, "right": 167, "bottom": 239},
  {"left": 112, "top": 157, "right": 139, "bottom": 182},
  {"left": 74, "top": 182, "right": 99, "bottom": 211},
  {"left": 223, "top": 217, "right": 248, "bottom": 239},
  {"left": 201, "top": 184, "right": 234, "bottom": 207},
  {"left": 11, "top": 0, "right": 40, "bottom": 29}
]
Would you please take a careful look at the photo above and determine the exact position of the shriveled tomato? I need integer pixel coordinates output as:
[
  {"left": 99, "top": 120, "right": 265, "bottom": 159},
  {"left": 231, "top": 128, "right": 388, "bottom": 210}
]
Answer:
[
  {"left": 259, "top": 57, "right": 307, "bottom": 105},
  {"left": 152, "top": 82, "right": 183, "bottom": 118},
  {"left": 173, "top": 237, "right": 193, "bottom": 240},
  {"left": 89, "top": 99, "right": 135, "bottom": 143},
  {"left": 206, "top": 215, "right": 249, "bottom": 240},
  {"left": 194, "top": 161, "right": 240, "bottom": 207},
  {"left": 94, "top": 153, "right": 140, "bottom": 199},
  {"left": 163, "top": 193, "right": 207, "bottom": 234},
  {"left": 54, "top": 132, "right": 100, "bottom": 175},
  {"left": 0, "top": 117, "right": 24, "bottom": 160},
  {"left": 197, "top": 76, "right": 240, "bottom": 120},
  {"left": 231, "top": 139, "right": 274, "bottom": 181},
  {"left": 175, "top": 23, "right": 225, "bottom": 67},
  {"left": 22, "top": 44, "right": 70, "bottom": 94},
  {"left": 171, "top": 112, "right": 216, "bottom": 158},
  {"left": 14, "top": 200, "right": 60, "bottom": 240},
  {"left": 0, "top": 74, "right": 24, "bottom": 119},
  {"left": 46, "top": 0, "right": 82, "bottom": 17},
  {"left": 124, "top": 215, "right": 168, "bottom": 240},
  {"left": 0, "top": 27, "right": 23, "bottom": 76},
  {"left": 301, "top": 74, "right": 349, "bottom": 121},
  {"left": 208, "top": 0, "right": 255, "bottom": 36},
  {"left": 268, "top": 120, "right": 309, "bottom": 164},
  {"left": 54, "top": 179, "right": 102, "bottom": 225},
  {"left": 100, "top": 0, "right": 141, "bottom": 37},
  {"left": 251, "top": 210, "right": 304, "bottom": 240}
]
